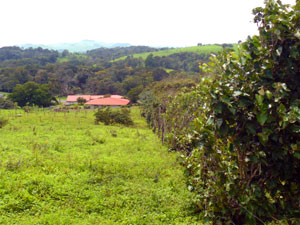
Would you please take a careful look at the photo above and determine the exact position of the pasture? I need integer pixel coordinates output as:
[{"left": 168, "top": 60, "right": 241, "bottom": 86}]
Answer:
[
  {"left": 114, "top": 44, "right": 238, "bottom": 61},
  {"left": 0, "top": 108, "right": 200, "bottom": 224}
]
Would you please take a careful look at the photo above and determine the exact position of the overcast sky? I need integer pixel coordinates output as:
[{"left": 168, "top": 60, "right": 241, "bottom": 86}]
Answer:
[{"left": 0, "top": 0, "right": 296, "bottom": 47}]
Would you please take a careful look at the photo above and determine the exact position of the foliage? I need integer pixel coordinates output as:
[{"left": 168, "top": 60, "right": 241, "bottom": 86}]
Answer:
[
  {"left": 145, "top": 52, "right": 210, "bottom": 72},
  {"left": 0, "top": 97, "right": 15, "bottom": 109},
  {"left": 161, "top": 1, "right": 300, "bottom": 224},
  {"left": 139, "top": 78, "right": 197, "bottom": 143},
  {"left": 0, "top": 117, "right": 8, "bottom": 128},
  {"left": 76, "top": 97, "right": 87, "bottom": 105},
  {"left": 127, "top": 84, "right": 144, "bottom": 103},
  {"left": 95, "top": 107, "right": 134, "bottom": 126},
  {"left": 9, "top": 81, "right": 55, "bottom": 107},
  {"left": 0, "top": 46, "right": 58, "bottom": 66}
]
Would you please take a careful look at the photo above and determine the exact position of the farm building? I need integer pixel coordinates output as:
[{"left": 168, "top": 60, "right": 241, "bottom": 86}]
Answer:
[
  {"left": 66, "top": 95, "right": 130, "bottom": 107},
  {"left": 85, "top": 97, "right": 130, "bottom": 108},
  {"left": 66, "top": 95, "right": 93, "bottom": 105}
]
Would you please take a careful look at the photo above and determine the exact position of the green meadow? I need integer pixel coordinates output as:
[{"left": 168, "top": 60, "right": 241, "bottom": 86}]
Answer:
[
  {"left": 0, "top": 108, "right": 201, "bottom": 224},
  {"left": 114, "top": 44, "right": 238, "bottom": 61},
  {"left": 0, "top": 92, "right": 9, "bottom": 96}
]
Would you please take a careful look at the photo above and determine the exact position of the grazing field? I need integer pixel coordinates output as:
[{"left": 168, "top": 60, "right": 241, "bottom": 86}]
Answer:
[
  {"left": 0, "top": 108, "right": 200, "bottom": 224},
  {"left": 114, "top": 44, "right": 238, "bottom": 61},
  {"left": 0, "top": 91, "right": 9, "bottom": 96}
]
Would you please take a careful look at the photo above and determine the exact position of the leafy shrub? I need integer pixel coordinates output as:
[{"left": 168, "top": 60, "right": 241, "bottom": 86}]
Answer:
[
  {"left": 77, "top": 97, "right": 87, "bottom": 105},
  {"left": 178, "top": 1, "right": 300, "bottom": 224},
  {"left": 94, "top": 107, "right": 133, "bottom": 126},
  {"left": 147, "top": 1, "right": 300, "bottom": 224},
  {"left": 0, "top": 117, "right": 8, "bottom": 128},
  {"left": 0, "top": 98, "right": 15, "bottom": 109}
]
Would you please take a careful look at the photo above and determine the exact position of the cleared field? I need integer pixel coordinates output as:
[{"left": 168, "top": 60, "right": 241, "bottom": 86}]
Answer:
[
  {"left": 0, "top": 108, "right": 201, "bottom": 224},
  {"left": 114, "top": 44, "right": 238, "bottom": 61}
]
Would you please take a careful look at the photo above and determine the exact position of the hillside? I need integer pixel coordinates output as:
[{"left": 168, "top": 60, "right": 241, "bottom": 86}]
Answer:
[
  {"left": 86, "top": 46, "right": 163, "bottom": 60},
  {"left": 114, "top": 44, "right": 238, "bottom": 61}
]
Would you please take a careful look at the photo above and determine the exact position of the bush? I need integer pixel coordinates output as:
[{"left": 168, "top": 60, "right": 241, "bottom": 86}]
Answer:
[
  {"left": 154, "top": 1, "right": 300, "bottom": 224},
  {"left": 77, "top": 97, "right": 87, "bottom": 105},
  {"left": 0, "top": 117, "right": 8, "bottom": 128},
  {"left": 0, "top": 98, "right": 15, "bottom": 109},
  {"left": 179, "top": 1, "right": 300, "bottom": 224},
  {"left": 94, "top": 107, "right": 133, "bottom": 126}
]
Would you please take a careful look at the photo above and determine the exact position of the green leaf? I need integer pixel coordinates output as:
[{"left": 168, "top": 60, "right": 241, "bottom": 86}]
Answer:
[
  {"left": 255, "top": 94, "right": 264, "bottom": 106},
  {"left": 294, "top": 152, "right": 300, "bottom": 159},
  {"left": 258, "top": 89, "right": 265, "bottom": 96},
  {"left": 266, "top": 90, "right": 272, "bottom": 99},
  {"left": 295, "top": 30, "right": 300, "bottom": 39},
  {"left": 219, "top": 123, "right": 228, "bottom": 136},
  {"left": 214, "top": 103, "right": 223, "bottom": 114},
  {"left": 278, "top": 104, "right": 286, "bottom": 114},
  {"left": 221, "top": 96, "right": 231, "bottom": 106},
  {"left": 216, "top": 118, "right": 223, "bottom": 128},
  {"left": 257, "top": 112, "right": 268, "bottom": 125},
  {"left": 276, "top": 47, "right": 282, "bottom": 56},
  {"left": 246, "top": 123, "right": 256, "bottom": 135},
  {"left": 233, "top": 91, "right": 242, "bottom": 97},
  {"left": 291, "top": 125, "right": 300, "bottom": 133}
]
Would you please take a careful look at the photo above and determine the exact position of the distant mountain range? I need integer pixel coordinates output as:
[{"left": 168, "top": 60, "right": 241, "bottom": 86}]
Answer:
[{"left": 18, "top": 40, "right": 131, "bottom": 53}]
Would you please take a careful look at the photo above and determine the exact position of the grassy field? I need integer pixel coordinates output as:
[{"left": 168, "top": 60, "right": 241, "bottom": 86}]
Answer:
[
  {"left": 0, "top": 91, "right": 9, "bottom": 96},
  {"left": 114, "top": 44, "right": 238, "bottom": 61},
  {"left": 0, "top": 108, "right": 201, "bottom": 224}
]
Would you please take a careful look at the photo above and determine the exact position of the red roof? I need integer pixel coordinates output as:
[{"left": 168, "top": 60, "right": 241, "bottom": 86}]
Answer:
[
  {"left": 110, "top": 95, "right": 123, "bottom": 99},
  {"left": 90, "top": 95, "right": 104, "bottom": 100},
  {"left": 66, "top": 95, "right": 91, "bottom": 102},
  {"left": 85, "top": 97, "right": 130, "bottom": 106},
  {"left": 66, "top": 95, "right": 125, "bottom": 103}
]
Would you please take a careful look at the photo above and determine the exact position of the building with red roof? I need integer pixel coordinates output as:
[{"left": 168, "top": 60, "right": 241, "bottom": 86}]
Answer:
[
  {"left": 66, "top": 94, "right": 130, "bottom": 107},
  {"left": 85, "top": 97, "right": 130, "bottom": 107},
  {"left": 66, "top": 95, "right": 93, "bottom": 104}
]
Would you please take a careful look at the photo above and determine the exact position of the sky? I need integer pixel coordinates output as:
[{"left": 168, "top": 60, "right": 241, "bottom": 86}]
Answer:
[{"left": 0, "top": 0, "right": 296, "bottom": 48}]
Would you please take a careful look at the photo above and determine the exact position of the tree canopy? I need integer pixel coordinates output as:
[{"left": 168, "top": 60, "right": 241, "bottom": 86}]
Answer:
[{"left": 9, "top": 81, "right": 55, "bottom": 107}]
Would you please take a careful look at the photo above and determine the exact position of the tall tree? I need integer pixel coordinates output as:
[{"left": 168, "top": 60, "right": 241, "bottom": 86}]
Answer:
[{"left": 9, "top": 81, "right": 55, "bottom": 107}]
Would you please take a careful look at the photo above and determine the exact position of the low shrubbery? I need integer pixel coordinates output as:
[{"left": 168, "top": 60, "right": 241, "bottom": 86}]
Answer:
[
  {"left": 94, "top": 107, "right": 133, "bottom": 126},
  {"left": 0, "top": 98, "right": 14, "bottom": 109},
  {"left": 0, "top": 117, "right": 8, "bottom": 128}
]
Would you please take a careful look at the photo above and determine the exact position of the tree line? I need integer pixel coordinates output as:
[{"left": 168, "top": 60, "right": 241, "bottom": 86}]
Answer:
[{"left": 0, "top": 45, "right": 206, "bottom": 104}]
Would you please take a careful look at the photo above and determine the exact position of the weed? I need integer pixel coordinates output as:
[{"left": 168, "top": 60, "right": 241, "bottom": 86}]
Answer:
[
  {"left": 110, "top": 129, "right": 117, "bottom": 137},
  {"left": 0, "top": 117, "right": 8, "bottom": 128}
]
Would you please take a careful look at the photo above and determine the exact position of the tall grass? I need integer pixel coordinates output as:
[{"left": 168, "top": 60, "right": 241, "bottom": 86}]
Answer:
[{"left": 0, "top": 107, "right": 201, "bottom": 224}]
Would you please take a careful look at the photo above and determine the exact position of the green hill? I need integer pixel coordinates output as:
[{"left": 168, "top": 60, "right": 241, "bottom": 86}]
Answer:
[{"left": 114, "top": 44, "right": 238, "bottom": 61}]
